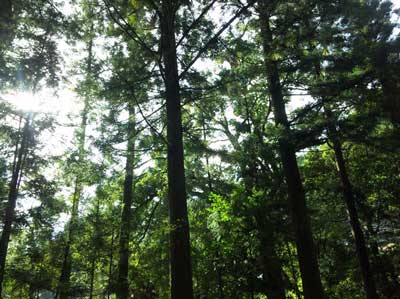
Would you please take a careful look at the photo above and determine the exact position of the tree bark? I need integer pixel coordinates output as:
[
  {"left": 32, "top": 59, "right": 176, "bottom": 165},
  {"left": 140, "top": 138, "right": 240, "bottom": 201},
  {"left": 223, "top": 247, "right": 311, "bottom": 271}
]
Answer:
[
  {"left": 160, "top": 1, "right": 194, "bottom": 298},
  {"left": 258, "top": 4, "right": 325, "bottom": 299},
  {"left": 116, "top": 102, "right": 135, "bottom": 299},
  {"left": 0, "top": 118, "right": 30, "bottom": 299}
]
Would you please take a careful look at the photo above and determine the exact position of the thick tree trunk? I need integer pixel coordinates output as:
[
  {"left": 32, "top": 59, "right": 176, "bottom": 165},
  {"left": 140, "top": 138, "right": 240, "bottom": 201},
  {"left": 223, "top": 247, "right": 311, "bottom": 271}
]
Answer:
[
  {"left": 0, "top": 119, "right": 30, "bottom": 299},
  {"left": 116, "top": 102, "right": 135, "bottom": 299},
  {"left": 258, "top": 4, "right": 325, "bottom": 299},
  {"left": 160, "top": 1, "right": 193, "bottom": 298}
]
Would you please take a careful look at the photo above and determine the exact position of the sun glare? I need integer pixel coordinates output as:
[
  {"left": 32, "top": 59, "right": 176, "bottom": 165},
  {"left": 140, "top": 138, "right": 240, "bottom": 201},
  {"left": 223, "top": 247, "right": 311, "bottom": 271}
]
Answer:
[
  {"left": 2, "top": 91, "right": 45, "bottom": 112},
  {"left": 1, "top": 88, "right": 80, "bottom": 117}
]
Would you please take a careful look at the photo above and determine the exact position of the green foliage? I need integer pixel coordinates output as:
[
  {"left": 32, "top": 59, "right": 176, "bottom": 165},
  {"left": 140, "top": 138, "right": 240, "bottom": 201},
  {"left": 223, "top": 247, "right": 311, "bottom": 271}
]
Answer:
[{"left": 0, "top": 0, "right": 399, "bottom": 298}]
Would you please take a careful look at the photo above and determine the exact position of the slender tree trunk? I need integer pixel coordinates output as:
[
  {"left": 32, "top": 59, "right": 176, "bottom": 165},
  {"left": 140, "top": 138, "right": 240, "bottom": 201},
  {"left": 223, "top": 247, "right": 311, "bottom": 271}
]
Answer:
[
  {"left": 327, "top": 123, "right": 378, "bottom": 299},
  {"left": 311, "top": 52, "right": 379, "bottom": 298},
  {"left": 58, "top": 179, "right": 81, "bottom": 299},
  {"left": 215, "top": 252, "right": 224, "bottom": 299},
  {"left": 89, "top": 198, "right": 101, "bottom": 299},
  {"left": 0, "top": 119, "right": 30, "bottom": 299},
  {"left": 57, "top": 105, "right": 88, "bottom": 297},
  {"left": 89, "top": 257, "right": 96, "bottom": 299},
  {"left": 258, "top": 4, "right": 325, "bottom": 299},
  {"left": 202, "top": 115, "right": 225, "bottom": 299},
  {"left": 116, "top": 102, "right": 135, "bottom": 299},
  {"left": 107, "top": 229, "right": 115, "bottom": 299},
  {"left": 57, "top": 33, "right": 93, "bottom": 299},
  {"left": 160, "top": 2, "right": 193, "bottom": 299}
]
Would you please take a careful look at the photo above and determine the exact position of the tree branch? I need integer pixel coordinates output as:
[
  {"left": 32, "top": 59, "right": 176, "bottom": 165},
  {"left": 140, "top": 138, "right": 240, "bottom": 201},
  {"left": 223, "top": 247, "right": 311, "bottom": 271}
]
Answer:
[{"left": 178, "top": 0, "right": 256, "bottom": 80}]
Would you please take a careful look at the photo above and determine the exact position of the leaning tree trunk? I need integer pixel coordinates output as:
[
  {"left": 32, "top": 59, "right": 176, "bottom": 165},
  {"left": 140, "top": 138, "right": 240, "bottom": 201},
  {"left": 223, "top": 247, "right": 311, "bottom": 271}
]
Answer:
[
  {"left": 312, "top": 57, "right": 379, "bottom": 299},
  {"left": 116, "top": 102, "right": 136, "bottom": 299},
  {"left": 0, "top": 118, "right": 30, "bottom": 299},
  {"left": 160, "top": 1, "right": 194, "bottom": 298},
  {"left": 331, "top": 134, "right": 378, "bottom": 299},
  {"left": 258, "top": 4, "right": 325, "bottom": 299}
]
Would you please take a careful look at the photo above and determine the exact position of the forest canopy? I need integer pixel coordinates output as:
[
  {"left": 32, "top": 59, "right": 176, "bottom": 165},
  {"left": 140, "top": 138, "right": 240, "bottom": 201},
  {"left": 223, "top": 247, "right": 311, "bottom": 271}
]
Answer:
[{"left": 0, "top": 0, "right": 399, "bottom": 298}]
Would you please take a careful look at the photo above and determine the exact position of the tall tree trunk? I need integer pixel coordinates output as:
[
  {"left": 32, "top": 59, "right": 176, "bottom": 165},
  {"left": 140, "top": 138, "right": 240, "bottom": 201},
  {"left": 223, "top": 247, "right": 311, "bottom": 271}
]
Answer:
[
  {"left": 202, "top": 115, "right": 225, "bottom": 299},
  {"left": 107, "top": 229, "right": 115, "bottom": 299},
  {"left": 326, "top": 121, "right": 378, "bottom": 299},
  {"left": 0, "top": 118, "right": 30, "bottom": 299},
  {"left": 116, "top": 102, "right": 135, "bottom": 299},
  {"left": 89, "top": 197, "right": 101, "bottom": 299},
  {"left": 160, "top": 1, "right": 194, "bottom": 299},
  {"left": 58, "top": 180, "right": 82, "bottom": 299},
  {"left": 88, "top": 257, "right": 96, "bottom": 299},
  {"left": 312, "top": 52, "right": 379, "bottom": 298},
  {"left": 57, "top": 37, "right": 92, "bottom": 298},
  {"left": 215, "top": 251, "right": 224, "bottom": 299},
  {"left": 158, "top": 1, "right": 268, "bottom": 297},
  {"left": 258, "top": 4, "right": 325, "bottom": 299}
]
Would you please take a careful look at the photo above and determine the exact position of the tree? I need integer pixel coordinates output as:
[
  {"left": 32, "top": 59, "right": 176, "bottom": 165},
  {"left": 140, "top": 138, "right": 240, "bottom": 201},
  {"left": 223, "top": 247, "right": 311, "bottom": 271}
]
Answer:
[
  {"left": 0, "top": 115, "right": 32, "bottom": 298},
  {"left": 257, "top": 2, "right": 325, "bottom": 298}
]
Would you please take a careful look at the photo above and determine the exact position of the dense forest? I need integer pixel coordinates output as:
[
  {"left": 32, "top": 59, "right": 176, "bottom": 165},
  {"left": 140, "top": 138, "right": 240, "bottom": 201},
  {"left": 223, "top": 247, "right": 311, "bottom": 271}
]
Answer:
[{"left": 0, "top": 0, "right": 399, "bottom": 298}]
